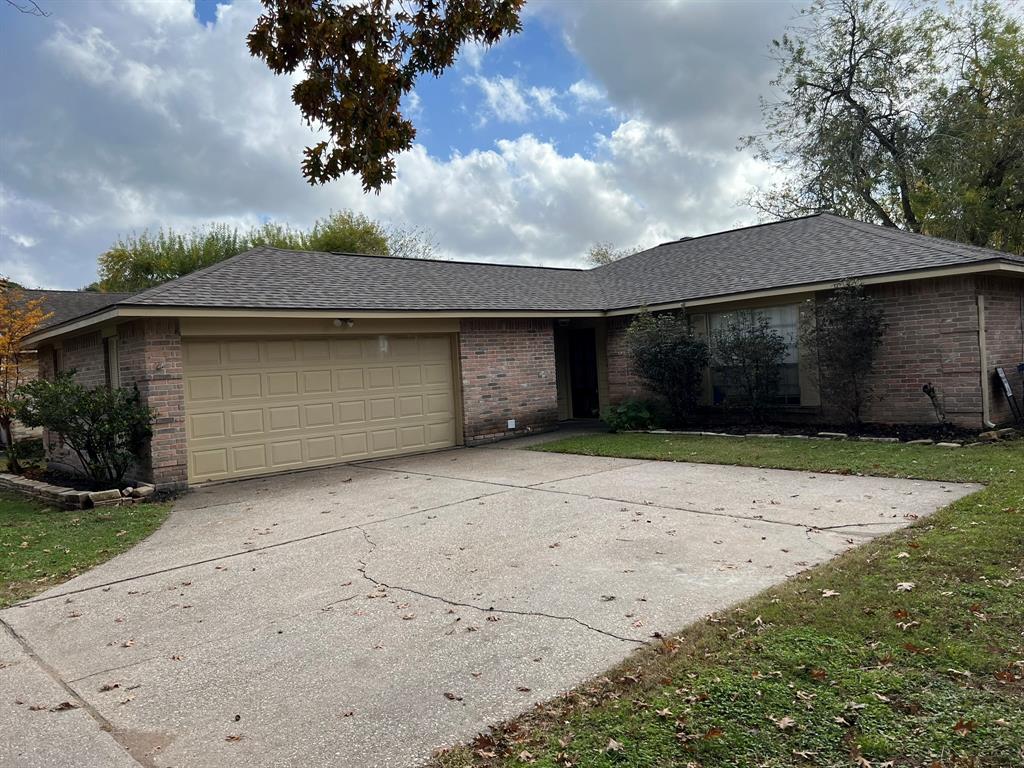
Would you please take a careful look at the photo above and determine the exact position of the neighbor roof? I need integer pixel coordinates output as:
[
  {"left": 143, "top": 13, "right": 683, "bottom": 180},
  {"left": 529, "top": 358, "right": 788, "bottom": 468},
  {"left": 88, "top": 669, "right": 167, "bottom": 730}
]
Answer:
[
  {"left": 24, "top": 213, "right": 1024, "bottom": 342},
  {"left": 22, "top": 289, "right": 134, "bottom": 330}
]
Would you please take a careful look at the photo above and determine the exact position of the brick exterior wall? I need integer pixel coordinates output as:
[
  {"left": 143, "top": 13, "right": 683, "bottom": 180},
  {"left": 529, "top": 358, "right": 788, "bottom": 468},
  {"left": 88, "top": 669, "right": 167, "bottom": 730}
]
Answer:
[
  {"left": 606, "top": 316, "right": 649, "bottom": 405},
  {"left": 603, "top": 275, "right": 1023, "bottom": 429},
  {"left": 981, "top": 276, "right": 1024, "bottom": 424},
  {"left": 37, "top": 319, "right": 187, "bottom": 490},
  {"left": 458, "top": 319, "right": 558, "bottom": 443}
]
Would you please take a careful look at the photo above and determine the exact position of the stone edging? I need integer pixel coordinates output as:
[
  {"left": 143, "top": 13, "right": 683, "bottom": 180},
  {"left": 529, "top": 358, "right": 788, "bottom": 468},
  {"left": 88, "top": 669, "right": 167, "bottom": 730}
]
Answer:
[
  {"left": 0, "top": 473, "right": 155, "bottom": 510},
  {"left": 631, "top": 427, "right": 1019, "bottom": 448}
]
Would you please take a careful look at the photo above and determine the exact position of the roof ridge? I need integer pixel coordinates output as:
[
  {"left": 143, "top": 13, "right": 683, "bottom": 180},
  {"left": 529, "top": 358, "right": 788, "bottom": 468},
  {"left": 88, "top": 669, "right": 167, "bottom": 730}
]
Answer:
[{"left": 254, "top": 245, "right": 590, "bottom": 273}]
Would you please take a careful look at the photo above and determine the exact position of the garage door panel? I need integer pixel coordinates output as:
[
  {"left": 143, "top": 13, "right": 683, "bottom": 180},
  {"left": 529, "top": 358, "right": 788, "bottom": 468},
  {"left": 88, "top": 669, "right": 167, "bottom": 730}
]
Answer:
[
  {"left": 231, "top": 444, "right": 267, "bottom": 472},
  {"left": 336, "top": 369, "right": 364, "bottom": 391},
  {"left": 228, "top": 374, "right": 262, "bottom": 399},
  {"left": 270, "top": 440, "right": 303, "bottom": 467},
  {"left": 304, "top": 403, "right": 335, "bottom": 427},
  {"left": 226, "top": 341, "right": 260, "bottom": 364},
  {"left": 189, "top": 412, "right": 225, "bottom": 440},
  {"left": 340, "top": 433, "right": 368, "bottom": 456},
  {"left": 184, "top": 335, "right": 457, "bottom": 482},
  {"left": 369, "top": 398, "right": 396, "bottom": 420},
  {"left": 268, "top": 406, "right": 300, "bottom": 431},
  {"left": 307, "top": 435, "right": 336, "bottom": 460},
  {"left": 302, "top": 369, "right": 333, "bottom": 393},
  {"left": 192, "top": 448, "right": 228, "bottom": 478},
  {"left": 338, "top": 401, "right": 366, "bottom": 423},
  {"left": 230, "top": 409, "right": 264, "bottom": 435},
  {"left": 266, "top": 372, "right": 299, "bottom": 396},
  {"left": 187, "top": 375, "right": 223, "bottom": 402}
]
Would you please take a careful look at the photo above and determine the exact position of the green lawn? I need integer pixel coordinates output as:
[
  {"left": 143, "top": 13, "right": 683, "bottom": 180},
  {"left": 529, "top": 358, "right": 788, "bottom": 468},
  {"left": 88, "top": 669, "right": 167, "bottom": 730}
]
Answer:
[
  {"left": 435, "top": 434, "right": 1024, "bottom": 768},
  {"left": 0, "top": 492, "right": 168, "bottom": 608}
]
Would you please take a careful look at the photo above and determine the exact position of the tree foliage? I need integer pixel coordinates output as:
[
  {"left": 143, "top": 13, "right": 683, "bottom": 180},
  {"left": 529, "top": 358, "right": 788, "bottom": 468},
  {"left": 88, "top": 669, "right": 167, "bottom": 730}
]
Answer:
[
  {"left": 0, "top": 282, "right": 52, "bottom": 472},
  {"left": 746, "top": 0, "right": 1024, "bottom": 253},
  {"left": 587, "top": 241, "right": 643, "bottom": 267},
  {"left": 801, "top": 280, "right": 887, "bottom": 424},
  {"left": 94, "top": 210, "right": 436, "bottom": 292},
  {"left": 17, "top": 373, "right": 153, "bottom": 487},
  {"left": 248, "top": 0, "right": 524, "bottom": 190},
  {"left": 711, "top": 311, "right": 788, "bottom": 418},
  {"left": 625, "top": 311, "right": 710, "bottom": 424}
]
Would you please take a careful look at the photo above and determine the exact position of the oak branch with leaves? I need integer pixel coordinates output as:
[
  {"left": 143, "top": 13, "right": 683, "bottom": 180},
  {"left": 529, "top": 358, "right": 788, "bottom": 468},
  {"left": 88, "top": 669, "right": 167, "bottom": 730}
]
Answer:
[
  {"left": 248, "top": 0, "right": 525, "bottom": 191},
  {"left": 0, "top": 283, "right": 52, "bottom": 472}
]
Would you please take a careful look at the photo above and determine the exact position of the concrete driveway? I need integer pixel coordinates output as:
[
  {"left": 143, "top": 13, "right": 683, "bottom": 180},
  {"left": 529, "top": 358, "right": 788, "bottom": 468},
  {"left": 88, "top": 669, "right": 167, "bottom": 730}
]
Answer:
[{"left": 0, "top": 440, "right": 979, "bottom": 768}]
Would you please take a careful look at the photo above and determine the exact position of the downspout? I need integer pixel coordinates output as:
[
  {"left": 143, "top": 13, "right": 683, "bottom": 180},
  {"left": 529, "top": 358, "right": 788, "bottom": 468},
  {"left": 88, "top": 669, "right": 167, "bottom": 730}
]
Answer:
[{"left": 978, "top": 295, "right": 996, "bottom": 429}]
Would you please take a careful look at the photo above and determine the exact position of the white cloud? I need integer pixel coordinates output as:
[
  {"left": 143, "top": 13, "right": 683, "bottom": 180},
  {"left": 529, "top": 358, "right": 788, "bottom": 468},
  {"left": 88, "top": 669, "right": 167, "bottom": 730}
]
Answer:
[{"left": 0, "top": 0, "right": 784, "bottom": 289}]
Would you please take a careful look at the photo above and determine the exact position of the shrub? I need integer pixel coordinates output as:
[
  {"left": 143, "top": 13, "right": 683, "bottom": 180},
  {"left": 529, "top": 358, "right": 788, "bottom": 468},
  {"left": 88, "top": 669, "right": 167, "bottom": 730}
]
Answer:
[
  {"left": 711, "top": 311, "right": 788, "bottom": 419},
  {"left": 16, "top": 373, "right": 153, "bottom": 486},
  {"left": 625, "top": 311, "right": 710, "bottom": 424},
  {"left": 801, "top": 280, "right": 887, "bottom": 424},
  {"left": 603, "top": 399, "right": 656, "bottom": 432}
]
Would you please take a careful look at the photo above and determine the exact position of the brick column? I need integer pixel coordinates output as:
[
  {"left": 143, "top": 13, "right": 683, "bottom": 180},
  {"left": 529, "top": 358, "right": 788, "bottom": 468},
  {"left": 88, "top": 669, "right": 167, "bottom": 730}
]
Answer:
[
  {"left": 118, "top": 319, "right": 188, "bottom": 489},
  {"left": 458, "top": 319, "right": 558, "bottom": 444}
]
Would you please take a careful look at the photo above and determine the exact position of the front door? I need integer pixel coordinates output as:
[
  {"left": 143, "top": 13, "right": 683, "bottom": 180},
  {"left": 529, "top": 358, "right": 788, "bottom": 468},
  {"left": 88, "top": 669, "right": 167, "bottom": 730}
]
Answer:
[{"left": 569, "top": 327, "right": 599, "bottom": 418}]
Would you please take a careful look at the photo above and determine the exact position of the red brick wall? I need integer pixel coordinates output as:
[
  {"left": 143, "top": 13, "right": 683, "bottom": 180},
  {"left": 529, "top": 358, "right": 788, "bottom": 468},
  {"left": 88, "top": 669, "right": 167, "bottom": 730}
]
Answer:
[
  {"left": 605, "top": 316, "right": 649, "bottom": 405},
  {"left": 458, "top": 319, "right": 558, "bottom": 443},
  {"left": 37, "top": 319, "right": 187, "bottom": 489},
  {"left": 980, "top": 276, "right": 1024, "bottom": 425},
  {"left": 841, "top": 277, "right": 983, "bottom": 427}
]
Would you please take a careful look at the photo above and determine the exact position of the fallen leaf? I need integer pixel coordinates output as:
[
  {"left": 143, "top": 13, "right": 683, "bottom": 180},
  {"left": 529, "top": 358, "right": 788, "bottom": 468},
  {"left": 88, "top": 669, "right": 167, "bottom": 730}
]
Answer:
[
  {"left": 953, "top": 719, "right": 976, "bottom": 736},
  {"left": 98, "top": 682, "right": 120, "bottom": 692},
  {"left": 516, "top": 685, "right": 532, "bottom": 693},
  {"left": 225, "top": 734, "right": 242, "bottom": 742},
  {"left": 820, "top": 589, "right": 840, "bottom": 598},
  {"left": 895, "top": 582, "right": 916, "bottom": 592},
  {"left": 50, "top": 701, "right": 79, "bottom": 712},
  {"left": 604, "top": 738, "right": 623, "bottom": 753},
  {"left": 443, "top": 692, "right": 463, "bottom": 701},
  {"left": 770, "top": 715, "right": 797, "bottom": 731}
]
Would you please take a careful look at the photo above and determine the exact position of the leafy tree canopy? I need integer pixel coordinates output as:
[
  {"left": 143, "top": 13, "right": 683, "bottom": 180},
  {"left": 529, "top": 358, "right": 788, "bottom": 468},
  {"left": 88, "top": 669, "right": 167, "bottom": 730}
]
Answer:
[
  {"left": 586, "top": 242, "right": 644, "bottom": 267},
  {"left": 93, "top": 210, "right": 437, "bottom": 293},
  {"left": 745, "top": 0, "right": 1024, "bottom": 254},
  {"left": 248, "top": 0, "right": 525, "bottom": 190}
]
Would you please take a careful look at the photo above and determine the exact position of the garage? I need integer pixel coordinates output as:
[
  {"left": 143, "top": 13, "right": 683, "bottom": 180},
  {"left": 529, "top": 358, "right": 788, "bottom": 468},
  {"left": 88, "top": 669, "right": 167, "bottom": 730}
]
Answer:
[{"left": 182, "top": 334, "right": 458, "bottom": 483}]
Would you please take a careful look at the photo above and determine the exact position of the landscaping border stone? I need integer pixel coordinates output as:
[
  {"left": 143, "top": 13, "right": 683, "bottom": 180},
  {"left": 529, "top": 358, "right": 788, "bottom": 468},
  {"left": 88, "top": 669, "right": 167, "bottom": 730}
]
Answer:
[
  {"left": 0, "top": 473, "right": 155, "bottom": 510},
  {"left": 624, "top": 427, "right": 1018, "bottom": 449}
]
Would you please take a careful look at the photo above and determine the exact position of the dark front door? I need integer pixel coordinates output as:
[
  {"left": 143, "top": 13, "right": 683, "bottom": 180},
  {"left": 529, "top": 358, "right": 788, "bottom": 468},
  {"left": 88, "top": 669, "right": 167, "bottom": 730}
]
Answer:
[{"left": 569, "top": 327, "right": 599, "bottom": 418}]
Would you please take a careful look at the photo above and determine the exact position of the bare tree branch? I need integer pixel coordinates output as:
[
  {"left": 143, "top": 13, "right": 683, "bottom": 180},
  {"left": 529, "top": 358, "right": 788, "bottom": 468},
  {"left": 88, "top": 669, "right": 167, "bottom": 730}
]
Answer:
[{"left": 5, "top": 0, "right": 51, "bottom": 17}]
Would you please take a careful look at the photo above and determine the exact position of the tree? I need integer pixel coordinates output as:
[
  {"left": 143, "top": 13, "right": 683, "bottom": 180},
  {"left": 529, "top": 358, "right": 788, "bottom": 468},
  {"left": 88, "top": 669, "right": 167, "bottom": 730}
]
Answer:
[
  {"left": 711, "top": 311, "right": 788, "bottom": 419},
  {"left": 745, "top": 0, "right": 1024, "bottom": 254},
  {"left": 801, "top": 280, "right": 886, "bottom": 424},
  {"left": 587, "top": 242, "right": 643, "bottom": 267},
  {"left": 624, "top": 311, "right": 710, "bottom": 424},
  {"left": 248, "top": 0, "right": 524, "bottom": 191},
  {"left": 0, "top": 282, "right": 52, "bottom": 472},
  {"left": 17, "top": 373, "right": 153, "bottom": 486},
  {"left": 94, "top": 210, "right": 435, "bottom": 292}
]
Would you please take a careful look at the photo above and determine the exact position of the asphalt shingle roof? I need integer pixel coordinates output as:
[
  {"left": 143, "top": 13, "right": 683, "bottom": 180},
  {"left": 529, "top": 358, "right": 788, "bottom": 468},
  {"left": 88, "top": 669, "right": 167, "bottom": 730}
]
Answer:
[
  {"left": 32, "top": 214, "right": 1024, "bottom": 334},
  {"left": 22, "top": 289, "right": 134, "bottom": 330}
]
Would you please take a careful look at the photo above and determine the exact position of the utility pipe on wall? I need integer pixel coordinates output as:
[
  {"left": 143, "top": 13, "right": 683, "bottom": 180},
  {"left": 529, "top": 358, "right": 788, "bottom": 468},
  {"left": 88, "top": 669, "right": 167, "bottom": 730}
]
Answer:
[{"left": 978, "top": 294, "right": 996, "bottom": 429}]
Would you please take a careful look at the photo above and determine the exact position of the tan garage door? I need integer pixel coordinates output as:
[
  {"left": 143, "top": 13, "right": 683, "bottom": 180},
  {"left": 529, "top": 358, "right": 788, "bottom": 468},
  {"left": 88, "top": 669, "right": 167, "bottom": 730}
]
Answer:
[{"left": 183, "top": 335, "right": 458, "bottom": 483}]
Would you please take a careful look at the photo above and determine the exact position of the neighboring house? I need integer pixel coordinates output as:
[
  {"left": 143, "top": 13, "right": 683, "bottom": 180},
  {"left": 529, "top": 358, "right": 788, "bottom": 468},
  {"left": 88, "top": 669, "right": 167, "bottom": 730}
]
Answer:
[
  {"left": 22, "top": 213, "right": 1024, "bottom": 489},
  {"left": 2, "top": 290, "right": 131, "bottom": 446}
]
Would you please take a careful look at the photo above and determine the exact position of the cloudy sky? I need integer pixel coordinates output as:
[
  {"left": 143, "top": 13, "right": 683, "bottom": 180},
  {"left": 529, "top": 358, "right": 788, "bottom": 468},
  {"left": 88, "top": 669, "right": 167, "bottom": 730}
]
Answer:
[{"left": 0, "top": 0, "right": 805, "bottom": 289}]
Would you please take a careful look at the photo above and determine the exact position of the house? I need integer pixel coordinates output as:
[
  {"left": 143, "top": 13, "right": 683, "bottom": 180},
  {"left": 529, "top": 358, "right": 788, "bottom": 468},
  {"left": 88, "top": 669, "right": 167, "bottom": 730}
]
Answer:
[
  {"left": 1, "top": 289, "right": 131, "bottom": 446},
  {"left": 22, "top": 213, "right": 1024, "bottom": 489}
]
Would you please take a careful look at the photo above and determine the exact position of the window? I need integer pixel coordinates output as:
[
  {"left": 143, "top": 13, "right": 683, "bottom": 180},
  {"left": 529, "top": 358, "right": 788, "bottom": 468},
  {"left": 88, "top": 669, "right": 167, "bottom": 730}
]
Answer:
[
  {"left": 710, "top": 304, "right": 801, "bottom": 406},
  {"left": 103, "top": 336, "right": 119, "bottom": 388}
]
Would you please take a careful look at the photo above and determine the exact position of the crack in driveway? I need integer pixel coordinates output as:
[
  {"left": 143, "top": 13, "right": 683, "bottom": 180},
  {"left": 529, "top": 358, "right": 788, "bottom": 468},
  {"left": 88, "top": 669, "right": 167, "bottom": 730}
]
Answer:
[{"left": 352, "top": 526, "right": 649, "bottom": 647}]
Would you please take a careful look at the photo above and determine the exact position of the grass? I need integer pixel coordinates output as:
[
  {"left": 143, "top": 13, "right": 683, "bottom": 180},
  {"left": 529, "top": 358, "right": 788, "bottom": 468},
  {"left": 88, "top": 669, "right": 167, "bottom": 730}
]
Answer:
[
  {"left": 434, "top": 434, "right": 1024, "bottom": 768},
  {"left": 0, "top": 492, "right": 168, "bottom": 608}
]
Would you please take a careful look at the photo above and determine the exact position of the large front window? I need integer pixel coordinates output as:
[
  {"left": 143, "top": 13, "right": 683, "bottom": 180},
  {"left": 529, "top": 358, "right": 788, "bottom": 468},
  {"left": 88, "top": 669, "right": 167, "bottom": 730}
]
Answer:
[{"left": 710, "top": 304, "right": 801, "bottom": 406}]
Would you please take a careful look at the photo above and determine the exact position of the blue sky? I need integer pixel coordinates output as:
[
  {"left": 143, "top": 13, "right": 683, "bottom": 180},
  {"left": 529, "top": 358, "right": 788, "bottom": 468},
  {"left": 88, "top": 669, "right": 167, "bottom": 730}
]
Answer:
[{"left": 0, "top": 0, "right": 803, "bottom": 288}]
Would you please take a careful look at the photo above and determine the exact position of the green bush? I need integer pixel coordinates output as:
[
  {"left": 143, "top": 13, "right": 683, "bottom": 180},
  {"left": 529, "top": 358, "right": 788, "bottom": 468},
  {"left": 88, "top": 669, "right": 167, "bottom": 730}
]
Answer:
[
  {"left": 603, "top": 400, "right": 656, "bottom": 432},
  {"left": 16, "top": 373, "right": 153, "bottom": 486},
  {"left": 625, "top": 311, "right": 710, "bottom": 424},
  {"left": 711, "top": 311, "right": 788, "bottom": 419}
]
